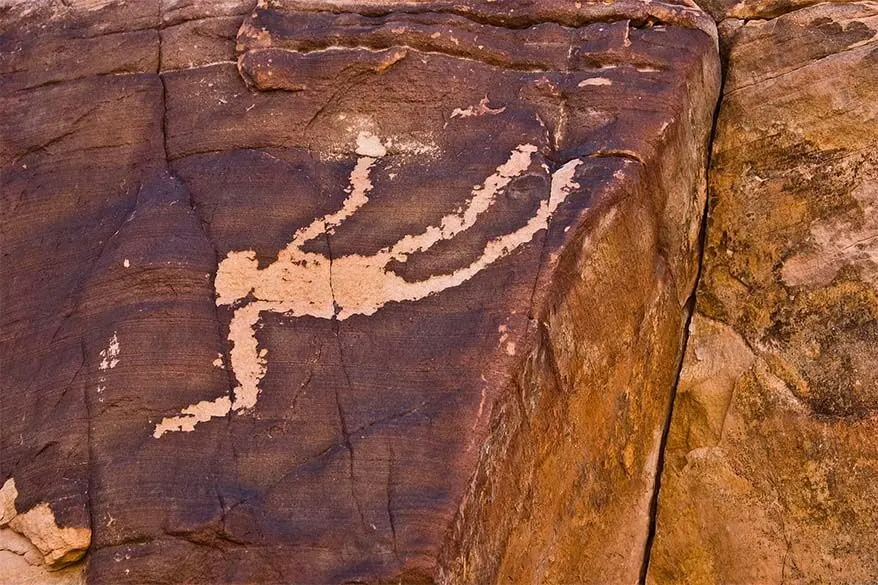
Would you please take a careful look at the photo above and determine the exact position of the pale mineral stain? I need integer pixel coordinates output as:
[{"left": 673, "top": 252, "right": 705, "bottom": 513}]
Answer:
[
  {"left": 384, "top": 135, "right": 439, "bottom": 157},
  {"left": 332, "top": 116, "right": 438, "bottom": 159},
  {"left": 472, "top": 386, "right": 487, "bottom": 434},
  {"left": 157, "top": 134, "right": 582, "bottom": 436},
  {"left": 781, "top": 175, "right": 878, "bottom": 289},
  {"left": 579, "top": 77, "right": 613, "bottom": 86},
  {"left": 2, "top": 0, "right": 117, "bottom": 18},
  {"left": 355, "top": 131, "right": 387, "bottom": 158},
  {"left": 498, "top": 324, "right": 509, "bottom": 347},
  {"left": 450, "top": 97, "right": 506, "bottom": 119}
]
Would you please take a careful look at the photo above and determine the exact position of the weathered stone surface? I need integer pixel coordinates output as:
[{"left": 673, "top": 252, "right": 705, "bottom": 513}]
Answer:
[
  {"left": 0, "top": 479, "right": 90, "bottom": 569},
  {"left": 694, "top": 0, "right": 858, "bottom": 21},
  {"left": 2, "top": 0, "right": 719, "bottom": 583},
  {"left": 648, "top": 2, "right": 878, "bottom": 583},
  {"left": 0, "top": 527, "right": 83, "bottom": 585},
  {"left": 1, "top": 6, "right": 165, "bottom": 582}
]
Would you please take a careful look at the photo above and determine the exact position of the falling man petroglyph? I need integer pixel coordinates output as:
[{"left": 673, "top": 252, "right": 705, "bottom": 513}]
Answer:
[{"left": 153, "top": 132, "right": 581, "bottom": 437}]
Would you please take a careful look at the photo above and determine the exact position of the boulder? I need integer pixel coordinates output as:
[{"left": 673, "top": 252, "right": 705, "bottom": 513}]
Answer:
[{"left": 1, "top": 0, "right": 719, "bottom": 582}]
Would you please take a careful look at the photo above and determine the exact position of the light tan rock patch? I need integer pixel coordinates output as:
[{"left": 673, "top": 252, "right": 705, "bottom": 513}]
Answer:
[
  {"left": 0, "top": 478, "right": 90, "bottom": 571},
  {"left": 782, "top": 173, "right": 878, "bottom": 289}
]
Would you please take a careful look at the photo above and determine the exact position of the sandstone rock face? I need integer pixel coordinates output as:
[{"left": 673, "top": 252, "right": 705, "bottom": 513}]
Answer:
[
  {"left": 648, "top": 2, "right": 878, "bottom": 584},
  {"left": 1, "top": 1, "right": 719, "bottom": 583}
]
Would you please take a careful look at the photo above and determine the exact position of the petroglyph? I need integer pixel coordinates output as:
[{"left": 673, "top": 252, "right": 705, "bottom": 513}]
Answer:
[
  {"left": 450, "top": 97, "right": 507, "bottom": 119},
  {"left": 95, "top": 332, "right": 119, "bottom": 402},
  {"left": 578, "top": 78, "right": 613, "bottom": 86},
  {"left": 98, "top": 332, "right": 119, "bottom": 371},
  {"left": 154, "top": 132, "right": 582, "bottom": 437}
]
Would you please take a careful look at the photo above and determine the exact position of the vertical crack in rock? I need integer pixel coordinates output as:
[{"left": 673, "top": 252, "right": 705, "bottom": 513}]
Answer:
[
  {"left": 525, "top": 41, "right": 575, "bottom": 321},
  {"left": 326, "top": 228, "right": 368, "bottom": 530},
  {"left": 333, "top": 333, "right": 368, "bottom": 530},
  {"left": 386, "top": 445, "right": 400, "bottom": 562},
  {"left": 54, "top": 196, "right": 141, "bottom": 572},
  {"left": 157, "top": 21, "right": 170, "bottom": 165},
  {"left": 80, "top": 338, "right": 96, "bottom": 574},
  {"left": 636, "top": 294, "right": 696, "bottom": 585},
  {"left": 289, "top": 337, "right": 324, "bottom": 420},
  {"left": 526, "top": 158, "right": 585, "bottom": 321},
  {"left": 527, "top": 213, "right": 555, "bottom": 322},
  {"left": 155, "top": 2, "right": 247, "bottom": 519},
  {"left": 646, "top": 4, "right": 878, "bottom": 582},
  {"left": 638, "top": 63, "right": 727, "bottom": 585}
]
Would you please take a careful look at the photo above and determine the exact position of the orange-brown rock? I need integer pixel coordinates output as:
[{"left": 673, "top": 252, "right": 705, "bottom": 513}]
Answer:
[
  {"left": 647, "top": 2, "right": 878, "bottom": 584},
  {"left": 2, "top": 0, "right": 719, "bottom": 583}
]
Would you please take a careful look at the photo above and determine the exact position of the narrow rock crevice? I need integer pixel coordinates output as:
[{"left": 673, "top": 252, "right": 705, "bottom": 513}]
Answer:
[
  {"left": 157, "top": 29, "right": 171, "bottom": 164},
  {"left": 386, "top": 445, "right": 401, "bottom": 562},
  {"left": 637, "top": 53, "right": 728, "bottom": 584},
  {"left": 81, "top": 339, "right": 96, "bottom": 564},
  {"left": 325, "top": 228, "right": 369, "bottom": 530}
]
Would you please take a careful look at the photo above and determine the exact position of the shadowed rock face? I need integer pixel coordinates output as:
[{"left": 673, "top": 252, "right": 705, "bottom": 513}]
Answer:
[
  {"left": 1, "top": 0, "right": 719, "bottom": 583},
  {"left": 648, "top": 2, "right": 878, "bottom": 584}
]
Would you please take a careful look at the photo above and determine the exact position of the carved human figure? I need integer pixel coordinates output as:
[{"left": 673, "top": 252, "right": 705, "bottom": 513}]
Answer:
[{"left": 153, "top": 133, "right": 581, "bottom": 437}]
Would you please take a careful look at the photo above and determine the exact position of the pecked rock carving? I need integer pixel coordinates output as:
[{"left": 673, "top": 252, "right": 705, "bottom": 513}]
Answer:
[
  {"left": 4, "top": 0, "right": 876, "bottom": 582},
  {"left": 154, "top": 138, "right": 581, "bottom": 437}
]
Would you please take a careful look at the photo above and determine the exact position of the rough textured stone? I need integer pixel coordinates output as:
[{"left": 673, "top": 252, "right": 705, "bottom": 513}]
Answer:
[
  {"left": 2, "top": 0, "right": 719, "bottom": 583},
  {"left": 648, "top": 2, "right": 878, "bottom": 583},
  {"left": 0, "top": 530, "right": 83, "bottom": 585},
  {"left": 0, "top": 479, "right": 90, "bottom": 567},
  {"left": 0, "top": 479, "right": 86, "bottom": 584}
]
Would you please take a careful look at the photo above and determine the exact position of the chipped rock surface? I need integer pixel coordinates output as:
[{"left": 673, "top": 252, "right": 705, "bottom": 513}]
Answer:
[
  {"left": 648, "top": 2, "right": 878, "bottom": 584},
  {"left": 0, "top": 479, "right": 88, "bottom": 584},
  {"left": 0, "top": 529, "right": 84, "bottom": 585},
  {"left": 0, "top": 0, "right": 720, "bottom": 583}
]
